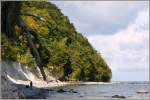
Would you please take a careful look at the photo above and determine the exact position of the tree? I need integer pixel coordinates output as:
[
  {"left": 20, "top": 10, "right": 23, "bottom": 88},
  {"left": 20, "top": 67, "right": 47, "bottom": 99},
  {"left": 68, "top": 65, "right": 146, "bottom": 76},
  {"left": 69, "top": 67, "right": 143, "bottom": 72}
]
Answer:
[
  {"left": 1, "top": 1, "right": 112, "bottom": 82},
  {"left": 1, "top": 1, "right": 50, "bottom": 81}
]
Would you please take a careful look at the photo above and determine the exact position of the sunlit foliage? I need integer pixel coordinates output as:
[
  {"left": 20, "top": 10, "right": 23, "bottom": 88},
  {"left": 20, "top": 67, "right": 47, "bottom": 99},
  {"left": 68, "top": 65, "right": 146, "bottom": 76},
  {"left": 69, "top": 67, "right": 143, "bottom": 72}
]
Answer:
[{"left": 1, "top": 1, "right": 112, "bottom": 82}]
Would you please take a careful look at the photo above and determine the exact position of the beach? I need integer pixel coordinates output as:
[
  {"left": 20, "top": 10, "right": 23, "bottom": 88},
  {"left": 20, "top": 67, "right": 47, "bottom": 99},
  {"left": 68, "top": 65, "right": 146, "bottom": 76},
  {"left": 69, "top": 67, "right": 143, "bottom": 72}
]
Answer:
[
  {"left": 3, "top": 78, "right": 150, "bottom": 99},
  {"left": 1, "top": 61, "right": 150, "bottom": 99}
]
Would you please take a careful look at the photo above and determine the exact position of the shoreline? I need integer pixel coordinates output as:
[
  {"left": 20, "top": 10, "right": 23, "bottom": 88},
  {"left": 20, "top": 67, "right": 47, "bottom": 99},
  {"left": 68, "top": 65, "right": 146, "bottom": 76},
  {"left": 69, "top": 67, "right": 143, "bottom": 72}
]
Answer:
[
  {"left": 3, "top": 74, "right": 150, "bottom": 99},
  {"left": 2, "top": 77, "right": 150, "bottom": 99},
  {"left": 4, "top": 75, "right": 114, "bottom": 99}
]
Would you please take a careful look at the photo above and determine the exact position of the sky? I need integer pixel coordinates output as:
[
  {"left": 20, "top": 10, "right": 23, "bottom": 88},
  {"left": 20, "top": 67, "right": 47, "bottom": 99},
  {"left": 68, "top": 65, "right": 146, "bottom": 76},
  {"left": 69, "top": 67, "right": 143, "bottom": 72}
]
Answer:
[{"left": 52, "top": 1, "right": 149, "bottom": 81}]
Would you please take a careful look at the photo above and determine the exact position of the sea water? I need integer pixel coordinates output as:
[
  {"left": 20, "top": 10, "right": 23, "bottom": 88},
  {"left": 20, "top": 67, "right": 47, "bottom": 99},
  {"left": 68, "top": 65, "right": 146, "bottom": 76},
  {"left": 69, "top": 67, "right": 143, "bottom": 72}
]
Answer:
[{"left": 47, "top": 81, "right": 150, "bottom": 100}]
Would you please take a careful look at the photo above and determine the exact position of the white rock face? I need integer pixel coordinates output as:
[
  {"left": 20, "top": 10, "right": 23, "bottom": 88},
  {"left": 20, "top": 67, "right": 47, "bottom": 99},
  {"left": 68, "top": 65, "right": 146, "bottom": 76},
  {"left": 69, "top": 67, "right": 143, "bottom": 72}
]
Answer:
[
  {"left": 1, "top": 62, "right": 25, "bottom": 99},
  {"left": 1, "top": 61, "right": 42, "bottom": 98},
  {"left": 1, "top": 61, "right": 65, "bottom": 99}
]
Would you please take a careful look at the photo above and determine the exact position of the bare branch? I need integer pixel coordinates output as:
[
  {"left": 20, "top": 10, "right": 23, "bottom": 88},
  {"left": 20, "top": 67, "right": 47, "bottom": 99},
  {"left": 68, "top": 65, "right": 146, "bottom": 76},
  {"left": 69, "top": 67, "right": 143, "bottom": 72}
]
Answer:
[
  {"left": 20, "top": 12, "right": 52, "bottom": 30},
  {"left": 20, "top": 12, "right": 46, "bottom": 21},
  {"left": 17, "top": 16, "right": 47, "bottom": 80}
]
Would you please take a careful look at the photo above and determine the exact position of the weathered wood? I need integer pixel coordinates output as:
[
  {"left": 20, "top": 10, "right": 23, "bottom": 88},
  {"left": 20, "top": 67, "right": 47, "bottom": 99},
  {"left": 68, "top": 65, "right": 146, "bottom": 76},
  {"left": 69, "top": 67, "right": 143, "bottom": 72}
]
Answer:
[{"left": 17, "top": 16, "right": 47, "bottom": 81}]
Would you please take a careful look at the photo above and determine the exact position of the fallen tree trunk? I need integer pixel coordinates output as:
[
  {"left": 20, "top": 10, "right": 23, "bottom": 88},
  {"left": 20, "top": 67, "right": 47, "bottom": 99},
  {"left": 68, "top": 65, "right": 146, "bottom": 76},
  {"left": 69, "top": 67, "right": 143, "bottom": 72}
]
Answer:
[{"left": 1, "top": 1, "right": 49, "bottom": 81}]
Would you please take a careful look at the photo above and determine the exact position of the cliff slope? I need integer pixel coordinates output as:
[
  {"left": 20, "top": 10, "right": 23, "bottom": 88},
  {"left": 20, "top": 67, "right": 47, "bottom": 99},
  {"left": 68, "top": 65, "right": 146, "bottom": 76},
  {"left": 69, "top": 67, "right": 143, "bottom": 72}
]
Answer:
[{"left": 1, "top": 1, "right": 112, "bottom": 82}]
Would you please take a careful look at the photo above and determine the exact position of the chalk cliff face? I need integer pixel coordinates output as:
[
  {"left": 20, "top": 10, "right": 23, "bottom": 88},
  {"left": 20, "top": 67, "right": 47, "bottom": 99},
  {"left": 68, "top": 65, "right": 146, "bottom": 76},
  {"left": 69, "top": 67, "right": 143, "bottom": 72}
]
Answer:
[
  {"left": 1, "top": 1, "right": 111, "bottom": 83},
  {"left": 1, "top": 61, "right": 57, "bottom": 86},
  {"left": 2, "top": 61, "right": 41, "bottom": 82},
  {"left": 1, "top": 76, "right": 24, "bottom": 99},
  {"left": 1, "top": 61, "right": 56, "bottom": 99},
  {"left": 1, "top": 62, "right": 25, "bottom": 99}
]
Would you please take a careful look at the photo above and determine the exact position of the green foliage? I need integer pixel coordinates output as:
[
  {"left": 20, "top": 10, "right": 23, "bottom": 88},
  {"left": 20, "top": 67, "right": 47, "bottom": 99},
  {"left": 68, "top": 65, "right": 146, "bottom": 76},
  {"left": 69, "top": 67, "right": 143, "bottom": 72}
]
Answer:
[
  {"left": 2, "top": 1, "right": 112, "bottom": 82},
  {"left": 1, "top": 34, "right": 16, "bottom": 61}
]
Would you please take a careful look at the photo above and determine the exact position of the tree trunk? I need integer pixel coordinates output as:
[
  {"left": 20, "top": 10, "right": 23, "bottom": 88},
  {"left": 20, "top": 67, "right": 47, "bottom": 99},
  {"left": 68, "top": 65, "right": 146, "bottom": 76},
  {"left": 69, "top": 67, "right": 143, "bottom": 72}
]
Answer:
[
  {"left": 1, "top": 1, "right": 49, "bottom": 81},
  {"left": 1, "top": 1, "right": 21, "bottom": 40}
]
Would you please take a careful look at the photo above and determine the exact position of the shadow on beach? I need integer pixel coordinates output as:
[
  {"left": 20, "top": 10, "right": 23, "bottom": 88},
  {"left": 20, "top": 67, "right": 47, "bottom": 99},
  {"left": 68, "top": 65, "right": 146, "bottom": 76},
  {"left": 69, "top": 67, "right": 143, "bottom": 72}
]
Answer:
[{"left": 14, "top": 83, "right": 50, "bottom": 99}]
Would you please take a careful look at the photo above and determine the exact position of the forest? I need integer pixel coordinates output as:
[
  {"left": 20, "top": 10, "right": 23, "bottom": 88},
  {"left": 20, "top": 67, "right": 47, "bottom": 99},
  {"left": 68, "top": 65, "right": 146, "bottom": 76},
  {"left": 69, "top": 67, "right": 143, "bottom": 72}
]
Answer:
[{"left": 1, "top": 1, "right": 112, "bottom": 82}]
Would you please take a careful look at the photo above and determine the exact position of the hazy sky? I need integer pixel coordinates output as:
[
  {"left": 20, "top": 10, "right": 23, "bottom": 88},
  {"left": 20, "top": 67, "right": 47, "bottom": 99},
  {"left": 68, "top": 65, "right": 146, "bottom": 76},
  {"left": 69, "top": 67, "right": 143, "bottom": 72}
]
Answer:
[{"left": 52, "top": 1, "right": 149, "bottom": 81}]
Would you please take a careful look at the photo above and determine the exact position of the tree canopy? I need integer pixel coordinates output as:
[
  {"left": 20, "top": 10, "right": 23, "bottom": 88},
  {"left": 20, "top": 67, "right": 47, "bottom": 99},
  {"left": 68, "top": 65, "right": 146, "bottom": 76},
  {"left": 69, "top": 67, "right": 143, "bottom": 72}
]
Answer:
[{"left": 1, "top": 1, "right": 112, "bottom": 82}]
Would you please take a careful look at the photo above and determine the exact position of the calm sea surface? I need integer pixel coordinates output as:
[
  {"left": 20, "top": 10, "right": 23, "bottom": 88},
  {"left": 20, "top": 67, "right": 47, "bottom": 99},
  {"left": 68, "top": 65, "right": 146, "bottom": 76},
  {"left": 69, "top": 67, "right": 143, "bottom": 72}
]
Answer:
[{"left": 47, "top": 81, "right": 150, "bottom": 100}]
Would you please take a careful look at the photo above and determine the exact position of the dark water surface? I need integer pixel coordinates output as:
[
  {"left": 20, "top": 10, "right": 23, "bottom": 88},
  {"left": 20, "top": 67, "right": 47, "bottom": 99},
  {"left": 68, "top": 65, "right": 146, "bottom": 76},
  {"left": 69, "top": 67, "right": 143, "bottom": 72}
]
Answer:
[{"left": 47, "top": 81, "right": 150, "bottom": 100}]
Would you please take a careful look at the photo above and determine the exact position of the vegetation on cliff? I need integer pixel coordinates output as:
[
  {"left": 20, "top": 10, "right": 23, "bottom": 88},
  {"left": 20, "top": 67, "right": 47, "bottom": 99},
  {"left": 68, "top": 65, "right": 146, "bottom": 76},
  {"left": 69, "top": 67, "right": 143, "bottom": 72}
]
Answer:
[{"left": 1, "top": 1, "right": 112, "bottom": 82}]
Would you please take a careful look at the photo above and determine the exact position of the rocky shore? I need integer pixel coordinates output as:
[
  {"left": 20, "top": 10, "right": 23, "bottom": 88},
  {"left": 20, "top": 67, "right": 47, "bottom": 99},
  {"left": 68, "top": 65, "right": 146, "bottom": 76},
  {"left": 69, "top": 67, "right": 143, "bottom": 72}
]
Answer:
[
  {"left": 1, "top": 68, "right": 69, "bottom": 99},
  {"left": 1, "top": 61, "right": 69, "bottom": 99}
]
